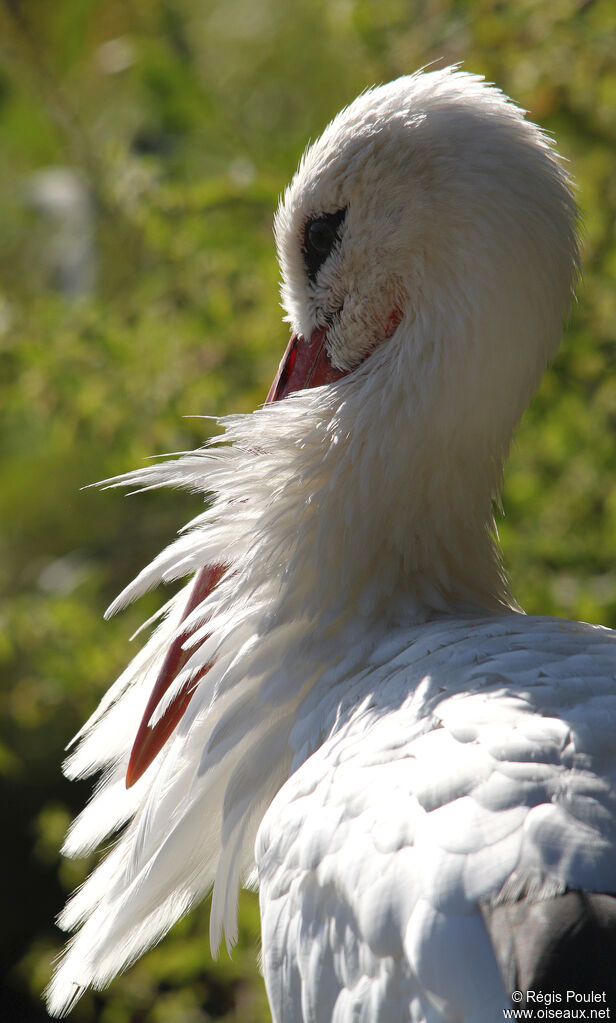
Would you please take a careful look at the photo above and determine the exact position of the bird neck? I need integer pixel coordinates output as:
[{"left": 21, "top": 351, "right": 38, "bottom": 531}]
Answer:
[{"left": 243, "top": 384, "right": 517, "bottom": 633}]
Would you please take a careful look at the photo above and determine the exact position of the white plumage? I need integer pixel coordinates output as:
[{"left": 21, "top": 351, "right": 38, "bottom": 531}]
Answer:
[{"left": 47, "top": 68, "right": 616, "bottom": 1021}]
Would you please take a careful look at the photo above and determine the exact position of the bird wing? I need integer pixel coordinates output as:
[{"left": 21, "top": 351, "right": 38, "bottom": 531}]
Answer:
[{"left": 257, "top": 613, "right": 616, "bottom": 1023}]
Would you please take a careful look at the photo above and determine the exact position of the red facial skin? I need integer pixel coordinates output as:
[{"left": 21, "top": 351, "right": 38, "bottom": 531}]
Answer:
[{"left": 125, "top": 311, "right": 401, "bottom": 788}]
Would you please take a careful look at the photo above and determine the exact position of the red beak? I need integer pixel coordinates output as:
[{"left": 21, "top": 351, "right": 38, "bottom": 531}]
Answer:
[
  {"left": 266, "top": 327, "right": 347, "bottom": 403},
  {"left": 125, "top": 326, "right": 346, "bottom": 787}
]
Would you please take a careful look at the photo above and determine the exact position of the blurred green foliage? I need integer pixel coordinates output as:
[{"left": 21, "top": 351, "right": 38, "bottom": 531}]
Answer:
[{"left": 0, "top": 0, "right": 615, "bottom": 1019}]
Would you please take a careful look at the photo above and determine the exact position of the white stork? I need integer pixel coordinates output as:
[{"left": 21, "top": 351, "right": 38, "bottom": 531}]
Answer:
[{"left": 47, "top": 67, "right": 616, "bottom": 1021}]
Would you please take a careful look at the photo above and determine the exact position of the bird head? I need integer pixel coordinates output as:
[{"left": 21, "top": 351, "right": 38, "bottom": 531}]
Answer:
[{"left": 271, "top": 68, "right": 578, "bottom": 470}]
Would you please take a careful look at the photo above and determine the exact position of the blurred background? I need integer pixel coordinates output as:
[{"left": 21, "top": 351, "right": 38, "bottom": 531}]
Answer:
[{"left": 0, "top": 0, "right": 615, "bottom": 1019}]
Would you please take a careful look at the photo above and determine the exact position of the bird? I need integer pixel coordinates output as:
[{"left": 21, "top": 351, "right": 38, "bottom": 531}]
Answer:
[{"left": 47, "top": 67, "right": 616, "bottom": 1021}]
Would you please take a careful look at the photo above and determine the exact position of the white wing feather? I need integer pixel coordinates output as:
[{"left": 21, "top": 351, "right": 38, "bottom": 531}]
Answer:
[{"left": 257, "top": 615, "right": 616, "bottom": 1022}]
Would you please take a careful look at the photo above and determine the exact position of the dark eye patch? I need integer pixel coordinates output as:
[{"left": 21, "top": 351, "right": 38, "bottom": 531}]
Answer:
[{"left": 303, "top": 208, "right": 347, "bottom": 282}]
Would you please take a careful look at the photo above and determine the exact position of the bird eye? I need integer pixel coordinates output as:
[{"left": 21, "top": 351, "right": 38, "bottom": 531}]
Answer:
[{"left": 303, "top": 208, "right": 347, "bottom": 282}]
